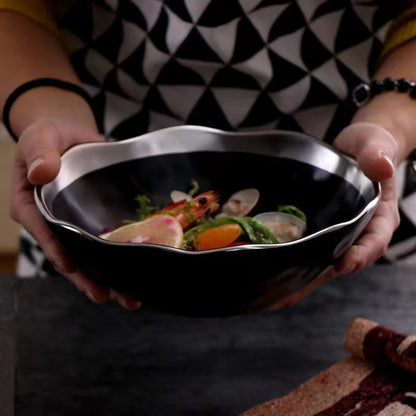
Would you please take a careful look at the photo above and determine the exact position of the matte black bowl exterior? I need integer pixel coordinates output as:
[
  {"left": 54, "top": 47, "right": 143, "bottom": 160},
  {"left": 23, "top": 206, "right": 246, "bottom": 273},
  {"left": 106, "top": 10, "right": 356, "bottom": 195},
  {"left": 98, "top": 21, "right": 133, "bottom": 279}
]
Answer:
[{"left": 35, "top": 126, "right": 380, "bottom": 317}]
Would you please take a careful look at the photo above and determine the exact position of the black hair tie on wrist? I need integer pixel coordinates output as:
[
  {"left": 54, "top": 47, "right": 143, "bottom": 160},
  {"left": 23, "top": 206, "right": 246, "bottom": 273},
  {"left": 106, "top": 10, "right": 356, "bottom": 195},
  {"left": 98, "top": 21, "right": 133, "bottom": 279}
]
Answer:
[{"left": 2, "top": 78, "right": 93, "bottom": 142}]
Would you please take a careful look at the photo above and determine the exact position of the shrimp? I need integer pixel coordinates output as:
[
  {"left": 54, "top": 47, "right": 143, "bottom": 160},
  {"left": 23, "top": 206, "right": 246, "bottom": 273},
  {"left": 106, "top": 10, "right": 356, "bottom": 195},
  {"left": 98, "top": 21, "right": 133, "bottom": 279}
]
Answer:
[{"left": 147, "top": 191, "right": 220, "bottom": 230}]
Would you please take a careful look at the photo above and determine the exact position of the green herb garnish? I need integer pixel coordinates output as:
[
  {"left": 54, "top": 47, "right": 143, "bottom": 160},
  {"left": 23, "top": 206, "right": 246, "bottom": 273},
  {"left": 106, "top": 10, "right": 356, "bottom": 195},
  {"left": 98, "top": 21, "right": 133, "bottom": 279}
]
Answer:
[
  {"left": 188, "top": 178, "right": 199, "bottom": 197},
  {"left": 277, "top": 205, "right": 306, "bottom": 222},
  {"left": 135, "top": 194, "right": 157, "bottom": 220}
]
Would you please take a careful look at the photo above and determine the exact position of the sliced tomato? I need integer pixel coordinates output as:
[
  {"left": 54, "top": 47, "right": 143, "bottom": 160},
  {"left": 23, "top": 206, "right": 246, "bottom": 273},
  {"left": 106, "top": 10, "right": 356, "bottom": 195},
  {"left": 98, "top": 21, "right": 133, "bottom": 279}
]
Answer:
[{"left": 193, "top": 223, "right": 242, "bottom": 250}]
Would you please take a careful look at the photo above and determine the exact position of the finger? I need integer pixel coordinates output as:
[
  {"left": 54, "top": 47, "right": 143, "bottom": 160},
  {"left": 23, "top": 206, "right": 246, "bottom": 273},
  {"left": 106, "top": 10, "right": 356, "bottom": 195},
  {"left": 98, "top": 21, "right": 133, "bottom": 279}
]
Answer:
[
  {"left": 11, "top": 152, "right": 75, "bottom": 271},
  {"left": 335, "top": 122, "right": 397, "bottom": 181},
  {"left": 18, "top": 121, "right": 63, "bottom": 185},
  {"left": 12, "top": 189, "right": 110, "bottom": 302},
  {"left": 336, "top": 179, "right": 399, "bottom": 274},
  {"left": 66, "top": 270, "right": 111, "bottom": 304},
  {"left": 356, "top": 145, "right": 395, "bottom": 182},
  {"left": 336, "top": 219, "right": 389, "bottom": 274},
  {"left": 109, "top": 289, "right": 141, "bottom": 310},
  {"left": 11, "top": 176, "right": 110, "bottom": 301},
  {"left": 11, "top": 121, "right": 110, "bottom": 303},
  {"left": 13, "top": 192, "right": 110, "bottom": 301}
]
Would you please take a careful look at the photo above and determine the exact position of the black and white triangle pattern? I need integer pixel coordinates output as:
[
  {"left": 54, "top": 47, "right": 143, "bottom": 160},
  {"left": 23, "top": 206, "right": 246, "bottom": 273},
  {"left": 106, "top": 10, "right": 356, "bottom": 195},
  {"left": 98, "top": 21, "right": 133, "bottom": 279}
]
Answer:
[
  {"left": 59, "top": 0, "right": 392, "bottom": 141},
  {"left": 17, "top": 0, "right": 416, "bottom": 278}
]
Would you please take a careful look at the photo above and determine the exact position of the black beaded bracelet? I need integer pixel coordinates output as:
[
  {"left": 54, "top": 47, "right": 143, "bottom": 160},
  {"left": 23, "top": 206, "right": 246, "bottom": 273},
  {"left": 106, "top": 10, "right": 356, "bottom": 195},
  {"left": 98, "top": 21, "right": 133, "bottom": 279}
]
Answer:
[
  {"left": 351, "top": 77, "right": 416, "bottom": 108},
  {"left": 351, "top": 77, "right": 416, "bottom": 171},
  {"left": 2, "top": 78, "right": 93, "bottom": 142}
]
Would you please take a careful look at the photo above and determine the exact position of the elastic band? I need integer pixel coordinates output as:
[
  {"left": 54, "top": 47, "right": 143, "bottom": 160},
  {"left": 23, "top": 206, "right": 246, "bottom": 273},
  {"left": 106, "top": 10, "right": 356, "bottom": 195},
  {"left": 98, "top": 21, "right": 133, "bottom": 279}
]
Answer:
[{"left": 2, "top": 78, "right": 92, "bottom": 141}]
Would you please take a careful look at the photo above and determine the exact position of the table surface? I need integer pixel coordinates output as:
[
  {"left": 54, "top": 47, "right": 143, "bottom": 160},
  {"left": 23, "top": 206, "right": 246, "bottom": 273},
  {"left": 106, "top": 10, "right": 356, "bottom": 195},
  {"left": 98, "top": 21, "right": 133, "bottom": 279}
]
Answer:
[{"left": 2, "top": 264, "right": 416, "bottom": 416}]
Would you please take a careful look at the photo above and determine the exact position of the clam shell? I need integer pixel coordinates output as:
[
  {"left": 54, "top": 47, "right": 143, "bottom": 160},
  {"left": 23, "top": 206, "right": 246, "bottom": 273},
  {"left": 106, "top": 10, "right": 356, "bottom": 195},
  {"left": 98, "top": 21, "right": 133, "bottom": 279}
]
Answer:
[
  {"left": 217, "top": 188, "right": 260, "bottom": 218},
  {"left": 253, "top": 212, "right": 306, "bottom": 243},
  {"left": 170, "top": 190, "right": 192, "bottom": 202}
]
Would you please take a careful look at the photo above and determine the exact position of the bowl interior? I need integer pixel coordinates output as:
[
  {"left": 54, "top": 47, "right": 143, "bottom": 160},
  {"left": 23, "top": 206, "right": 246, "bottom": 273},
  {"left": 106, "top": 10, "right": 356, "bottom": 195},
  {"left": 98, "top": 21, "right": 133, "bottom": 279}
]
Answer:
[{"left": 48, "top": 150, "right": 373, "bottom": 240}]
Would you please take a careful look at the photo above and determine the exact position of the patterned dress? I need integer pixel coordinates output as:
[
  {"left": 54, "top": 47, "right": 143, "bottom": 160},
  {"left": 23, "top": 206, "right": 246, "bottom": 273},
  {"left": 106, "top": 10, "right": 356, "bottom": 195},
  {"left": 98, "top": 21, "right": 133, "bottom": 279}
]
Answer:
[{"left": 14, "top": 0, "right": 416, "bottom": 276}]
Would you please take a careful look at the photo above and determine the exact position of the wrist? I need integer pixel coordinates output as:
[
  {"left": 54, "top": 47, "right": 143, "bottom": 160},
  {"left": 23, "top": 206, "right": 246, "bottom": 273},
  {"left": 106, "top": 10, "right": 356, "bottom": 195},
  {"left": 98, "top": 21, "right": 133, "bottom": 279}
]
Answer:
[
  {"left": 6, "top": 82, "right": 99, "bottom": 139},
  {"left": 351, "top": 91, "right": 416, "bottom": 162}
]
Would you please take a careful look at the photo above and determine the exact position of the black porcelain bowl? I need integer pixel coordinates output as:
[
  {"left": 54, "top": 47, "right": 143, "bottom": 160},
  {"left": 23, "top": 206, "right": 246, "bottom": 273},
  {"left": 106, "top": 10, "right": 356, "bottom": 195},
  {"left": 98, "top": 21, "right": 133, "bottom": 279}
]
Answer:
[{"left": 35, "top": 126, "right": 380, "bottom": 317}]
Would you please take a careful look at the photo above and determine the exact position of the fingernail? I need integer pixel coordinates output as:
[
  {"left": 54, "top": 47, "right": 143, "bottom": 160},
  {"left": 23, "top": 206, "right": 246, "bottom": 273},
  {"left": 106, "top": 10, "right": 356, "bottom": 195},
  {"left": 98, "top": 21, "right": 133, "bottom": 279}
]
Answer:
[
  {"left": 28, "top": 157, "right": 44, "bottom": 177},
  {"left": 86, "top": 292, "right": 102, "bottom": 304},
  {"left": 120, "top": 298, "right": 141, "bottom": 310},
  {"left": 129, "top": 300, "right": 141, "bottom": 310},
  {"left": 379, "top": 151, "right": 395, "bottom": 170}
]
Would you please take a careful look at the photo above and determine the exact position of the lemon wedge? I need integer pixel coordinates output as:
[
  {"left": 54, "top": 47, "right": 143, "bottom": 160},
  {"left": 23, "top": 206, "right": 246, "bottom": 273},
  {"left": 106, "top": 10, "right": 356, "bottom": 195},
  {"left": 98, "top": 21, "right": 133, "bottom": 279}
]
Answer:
[{"left": 100, "top": 215, "right": 183, "bottom": 248}]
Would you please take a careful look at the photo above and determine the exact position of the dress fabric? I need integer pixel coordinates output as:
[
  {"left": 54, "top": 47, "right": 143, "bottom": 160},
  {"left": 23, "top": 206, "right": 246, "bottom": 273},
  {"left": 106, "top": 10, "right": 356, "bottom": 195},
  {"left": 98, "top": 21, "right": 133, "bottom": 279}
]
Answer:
[
  {"left": 16, "top": 0, "right": 416, "bottom": 277},
  {"left": 59, "top": 0, "right": 391, "bottom": 141}
]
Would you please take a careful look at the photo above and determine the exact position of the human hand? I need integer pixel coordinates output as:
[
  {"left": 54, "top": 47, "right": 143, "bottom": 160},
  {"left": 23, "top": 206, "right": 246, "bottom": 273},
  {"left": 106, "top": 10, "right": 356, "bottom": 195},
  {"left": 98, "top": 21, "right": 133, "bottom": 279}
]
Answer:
[
  {"left": 10, "top": 119, "right": 141, "bottom": 310},
  {"left": 269, "top": 121, "right": 400, "bottom": 310},
  {"left": 332, "top": 121, "right": 400, "bottom": 275}
]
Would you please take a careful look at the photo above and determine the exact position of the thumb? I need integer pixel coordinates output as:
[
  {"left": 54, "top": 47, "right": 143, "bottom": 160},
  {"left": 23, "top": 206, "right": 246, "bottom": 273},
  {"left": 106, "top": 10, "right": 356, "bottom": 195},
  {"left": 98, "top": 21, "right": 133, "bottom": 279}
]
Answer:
[
  {"left": 19, "top": 122, "right": 62, "bottom": 185},
  {"left": 335, "top": 122, "right": 397, "bottom": 182},
  {"left": 357, "top": 146, "right": 395, "bottom": 183}
]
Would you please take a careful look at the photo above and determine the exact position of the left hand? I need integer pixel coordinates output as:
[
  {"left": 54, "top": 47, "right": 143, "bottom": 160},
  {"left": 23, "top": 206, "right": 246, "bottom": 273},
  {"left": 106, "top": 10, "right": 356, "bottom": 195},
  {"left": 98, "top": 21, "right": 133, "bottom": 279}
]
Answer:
[
  {"left": 269, "top": 121, "right": 400, "bottom": 310},
  {"left": 333, "top": 121, "right": 400, "bottom": 275}
]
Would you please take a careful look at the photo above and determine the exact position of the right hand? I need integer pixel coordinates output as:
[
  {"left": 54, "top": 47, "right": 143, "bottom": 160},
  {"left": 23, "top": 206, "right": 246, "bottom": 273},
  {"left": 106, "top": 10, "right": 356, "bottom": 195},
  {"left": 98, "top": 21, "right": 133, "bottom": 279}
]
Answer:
[{"left": 10, "top": 118, "right": 141, "bottom": 310}]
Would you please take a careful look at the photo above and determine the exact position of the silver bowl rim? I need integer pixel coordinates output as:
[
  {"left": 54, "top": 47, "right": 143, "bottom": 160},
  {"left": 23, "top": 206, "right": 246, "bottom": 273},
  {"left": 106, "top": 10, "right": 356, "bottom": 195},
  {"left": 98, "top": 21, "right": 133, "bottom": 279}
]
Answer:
[{"left": 34, "top": 125, "right": 382, "bottom": 255}]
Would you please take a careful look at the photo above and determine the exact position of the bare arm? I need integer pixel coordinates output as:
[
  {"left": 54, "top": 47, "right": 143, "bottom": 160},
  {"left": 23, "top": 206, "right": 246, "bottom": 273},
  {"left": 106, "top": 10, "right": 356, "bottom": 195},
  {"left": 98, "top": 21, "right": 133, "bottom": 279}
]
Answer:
[
  {"left": 332, "top": 39, "right": 416, "bottom": 275},
  {"left": 352, "top": 39, "right": 416, "bottom": 161},
  {"left": 0, "top": 10, "right": 140, "bottom": 310},
  {"left": 0, "top": 10, "right": 97, "bottom": 136}
]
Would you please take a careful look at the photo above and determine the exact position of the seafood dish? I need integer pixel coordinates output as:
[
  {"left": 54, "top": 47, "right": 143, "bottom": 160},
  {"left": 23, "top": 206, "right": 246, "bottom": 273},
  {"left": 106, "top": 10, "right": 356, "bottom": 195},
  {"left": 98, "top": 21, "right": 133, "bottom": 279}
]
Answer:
[
  {"left": 100, "top": 187, "right": 307, "bottom": 250},
  {"left": 34, "top": 126, "right": 380, "bottom": 316}
]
